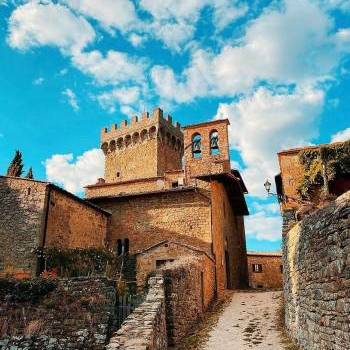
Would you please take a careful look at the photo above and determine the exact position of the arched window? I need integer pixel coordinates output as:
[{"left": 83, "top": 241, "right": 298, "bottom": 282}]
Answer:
[
  {"left": 149, "top": 126, "right": 157, "bottom": 139},
  {"left": 132, "top": 132, "right": 140, "bottom": 144},
  {"left": 101, "top": 142, "right": 108, "bottom": 155},
  {"left": 117, "top": 138, "right": 124, "bottom": 149},
  {"left": 192, "top": 133, "right": 202, "bottom": 158},
  {"left": 141, "top": 129, "right": 148, "bottom": 141},
  {"left": 109, "top": 140, "right": 116, "bottom": 152},
  {"left": 124, "top": 134, "right": 131, "bottom": 147},
  {"left": 210, "top": 130, "right": 220, "bottom": 155},
  {"left": 117, "top": 238, "right": 129, "bottom": 256}
]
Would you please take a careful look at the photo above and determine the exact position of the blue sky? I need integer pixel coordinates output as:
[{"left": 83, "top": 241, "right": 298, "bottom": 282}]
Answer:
[{"left": 0, "top": 0, "right": 350, "bottom": 252}]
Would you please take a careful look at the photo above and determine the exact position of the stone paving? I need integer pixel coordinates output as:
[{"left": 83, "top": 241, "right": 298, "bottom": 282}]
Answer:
[{"left": 203, "top": 291, "right": 287, "bottom": 350}]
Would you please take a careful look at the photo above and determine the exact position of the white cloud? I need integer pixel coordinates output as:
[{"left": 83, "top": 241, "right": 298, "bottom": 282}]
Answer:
[
  {"left": 331, "top": 127, "right": 350, "bottom": 142},
  {"left": 128, "top": 33, "right": 146, "bottom": 47},
  {"left": 245, "top": 211, "right": 282, "bottom": 241},
  {"left": 45, "top": 149, "right": 104, "bottom": 194},
  {"left": 62, "top": 88, "right": 79, "bottom": 111},
  {"left": 8, "top": 2, "right": 95, "bottom": 54},
  {"left": 253, "top": 201, "right": 280, "bottom": 214},
  {"left": 215, "top": 86, "right": 324, "bottom": 197},
  {"left": 72, "top": 50, "right": 147, "bottom": 86},
  {"left": 33, "top": 77, "right": 44, "bottom": 85},
  {"left": 62, "top": 0, "right": 138, "bottom": 33},
  {"left": 97, "top": 86, "right": 140, "bottom": 113},
  {"left": 152, "top": 0, "right": 349, "bottom": 102}
]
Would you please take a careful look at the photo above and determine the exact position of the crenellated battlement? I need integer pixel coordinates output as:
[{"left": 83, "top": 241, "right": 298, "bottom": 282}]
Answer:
[{"left": 101, "top": 108, "right": 182, "bottom": 145}]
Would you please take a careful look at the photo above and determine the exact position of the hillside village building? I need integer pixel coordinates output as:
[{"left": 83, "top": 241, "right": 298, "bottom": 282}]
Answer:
[{"left": 0, "top": 107, "right": 249, "bottom": 296}]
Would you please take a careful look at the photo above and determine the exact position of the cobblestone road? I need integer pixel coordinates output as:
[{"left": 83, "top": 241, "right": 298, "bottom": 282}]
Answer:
[{"left": 203, "top": 291, "right": 288, "bottom": 350}]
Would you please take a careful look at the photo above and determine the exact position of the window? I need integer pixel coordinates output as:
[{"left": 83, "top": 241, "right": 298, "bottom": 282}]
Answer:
[
  {"left": 252, "top": 264, "right": 263, "bottom": 273},
  {"left": 117, "top": 172, "right": 120, "bottom": 178},
  {"left": 117, "top": 238, "right": 129, "bottom": 256},
  {"left": 280, "top": 265, "right": 283, "bottom": 273},
  {"left": 210, "top": 130, "right": 220, "bottom": 155},
  {"left": 156, "top": 259, "right": 174, "bottom": 268},
  {"left": 27, "top": 188, "right": 31, "bottom": 195},
  {"left": 192, "top": 133, "right": 202, "bottom": 158},
  {"left": 172, "top": 181, "right": 178, "bottom": 188}
]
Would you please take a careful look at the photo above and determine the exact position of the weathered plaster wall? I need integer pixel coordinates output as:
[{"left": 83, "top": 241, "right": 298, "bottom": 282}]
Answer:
[
  {"left": 0, "top": 177, "right": 47, "bottom": 278},
  {"left": 45, "top": 188, "right": 108, "bottom": 249},
  {"left": 211, "top": 180, "right": 248, "bottom": 295},
  {"left": 247, "top": 254, "right": 283, "bottom": 289},
  {"left": 283, "top": 191, "right": 350, "bottom": 350},
  {"left": 0, "top": 277, "right": 116, "bottom": 350}
]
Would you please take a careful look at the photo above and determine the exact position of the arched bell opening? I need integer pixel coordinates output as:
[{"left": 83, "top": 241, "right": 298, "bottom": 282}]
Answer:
[{"left": 192, "top": 133, "right": 202, "bottom": 158}]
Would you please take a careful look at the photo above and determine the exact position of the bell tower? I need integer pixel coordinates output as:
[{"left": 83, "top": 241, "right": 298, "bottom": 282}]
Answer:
[{"left": 183, "top": 119, "right": 231, "bottom": 180}]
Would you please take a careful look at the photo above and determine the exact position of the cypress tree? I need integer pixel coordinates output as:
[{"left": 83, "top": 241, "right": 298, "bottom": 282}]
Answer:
[
  {"left": 6, "top": 150, "right": 24, "bottom": 177},
  {"left": 25, "top": 167, "right": 34, "bottom": 179}
]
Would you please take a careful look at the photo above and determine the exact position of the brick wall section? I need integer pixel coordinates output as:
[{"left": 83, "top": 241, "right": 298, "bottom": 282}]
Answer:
[
  {"left": 283, "top": 191, "right": 350, "bottom": 350},
  {"left": 0, "top": 177, "right": 47, "bottom": 278},
  {"left": 247, "top": 254, "right": 283, "bottom": 289},
  {"left": 106, "top": 275, "right": 167, "bottom": 350},
  {"left": 0, "top": 277, "right": 116, "bottom": 350},
  {"left": 90, "top": 189, "right": 212, "bottom": 254},
  {"left": 183, "top": 119, "right": 230, "bottom": 180},
  {"left": 211, "top": 180, "right": 248, "bottom": 295},
  {"left": 45, "top": 188, "right": 108, "bottom": 249}
]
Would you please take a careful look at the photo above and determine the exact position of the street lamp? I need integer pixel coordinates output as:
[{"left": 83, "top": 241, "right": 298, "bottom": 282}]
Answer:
[{"left": 264, "top": 179, "right": 272, "bottom": 194}]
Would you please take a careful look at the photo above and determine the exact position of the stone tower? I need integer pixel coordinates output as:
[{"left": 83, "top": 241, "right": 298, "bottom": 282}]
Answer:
[
  {"left": 183, "top": 119, "right": 231, "bottom": 180},
  {"left": 100, "top": 108, "right": 184, "bottom": 183}
]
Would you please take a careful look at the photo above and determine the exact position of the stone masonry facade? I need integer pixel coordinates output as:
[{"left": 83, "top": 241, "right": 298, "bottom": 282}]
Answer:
[
  {"left": 283, "top": 191, "right": 350, "bottom": 350},
  {"left": 247, "top": 253, "right": 283, "bottom": 289},
  {"left": 0, "top": 176, "right": 109, "bottom": 278}
]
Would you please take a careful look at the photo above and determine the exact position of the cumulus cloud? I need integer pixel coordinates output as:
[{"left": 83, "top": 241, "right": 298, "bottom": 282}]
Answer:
[
  {"left": 62, "top": 0, "right": 138, "bottom": 33},
  {"left": 97, "top": 86, "right": 140, "bottom": 113},
  {"left": 215, "top": 86, "right": 324, "bottom": 196},
  {"left": 152, "top": 0, "right": 349, "bottom": 102},
  {"left": 45, "top": 149, "right": 104, "bottom": 194},
  {"left": 62, "top": 88, "right": 79, "bottom": 111},
  {"left": 331, "top": 127, "right": 350, "bottom": 142},
  {"left": 245, "top": 211, "right": 282, "bottom": 241},
  {"left": 72, "top": 50, "right": 147, "bottom": 86},
  {"left": 7, "top": 1, "right": 95, "bottom": 54}
]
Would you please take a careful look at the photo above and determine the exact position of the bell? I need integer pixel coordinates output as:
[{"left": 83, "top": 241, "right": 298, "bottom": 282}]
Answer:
[
  {"left": 192, "top": 140, "right": 201, "bottom": 154},
  {"left": 211, "top": 136, "right": 219, "bottom": 149}
]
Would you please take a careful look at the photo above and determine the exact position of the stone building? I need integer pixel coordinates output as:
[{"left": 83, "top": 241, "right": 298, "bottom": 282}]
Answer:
[
  {"left": 0, "top": 176, "right": 110, "bottom": 278},
  {"left": 247, "top": 252, "right": 283, "bottom": 289},
  {"left": 86, "top": 107, "right": 249, "bottom": 295}
]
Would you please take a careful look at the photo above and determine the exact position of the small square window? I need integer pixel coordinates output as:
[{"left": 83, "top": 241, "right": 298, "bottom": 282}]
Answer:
[
  {"left": 156, "top": 259, "right": 174, "bottom": 268},
  {"left": 172, "top": 181, "right": 178, "bottom": 188},
  {"left": 252, "top": 264, "right": 263, "bottom": 273}
]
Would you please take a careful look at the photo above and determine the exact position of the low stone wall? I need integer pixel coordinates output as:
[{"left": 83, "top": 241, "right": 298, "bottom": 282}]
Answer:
[
  {"left": 0, "top": 277, "right": 116, "bottom": 350},
  {"left": 283, "top": 191, "right": 350, "bottom": 350},
  {"left": 107, "top": 257, "right": 215, "bottom": 349},
  {"left": 106, "top": 275, "right": 167, "bottom": 350}
]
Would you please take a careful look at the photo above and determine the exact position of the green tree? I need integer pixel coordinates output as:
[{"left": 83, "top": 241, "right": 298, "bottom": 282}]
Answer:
[
  {"left": 25, "top": 167, "right": 34, "bottom": 179},
  {"left": 6, "top": 150, "right": 24, "bottom": 177}
]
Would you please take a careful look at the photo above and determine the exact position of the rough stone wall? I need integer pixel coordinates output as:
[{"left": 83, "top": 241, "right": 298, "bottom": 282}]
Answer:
[
  {"left": 0, "top": 277, "right": 116, "bottom": 350},
  {"left": 0, "top": 177, "right": 47, "bottom": 278},
  {"left": 106, "top": 275, "right": 167, "bottom": 350},
  {"left": 107, "top": 258, "right": 215, "bottom": 349},
  {"left": 163, "top": 258, "right": 214, "bottom": 345},
  {"left": 183, "top": 119, "right": 230, "bottom": 180},
  {"left": 91, "top": 190, "right": 212, "bottom": 255},
  {"left": 211, "top": 180, "right": 248, "bottom": 295},
  {"left": 247, "top": 254, "right": 283, "bottom": 289},
  {"left": 283, "top": 191, "right": 350, "bottom": 350},
  {"left": 135, "top": 243, "right": 215, "bottom": 308},
  {"left": 100, "top": 108, "right": 183, "bottom": 184},
  {"left": 45, "top": 188, "right": 108, "bottom": 249}
]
